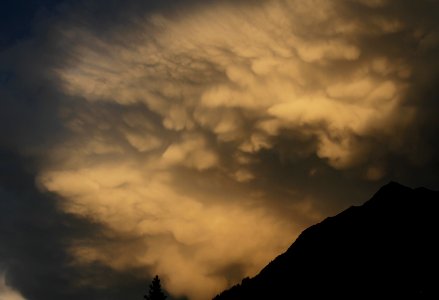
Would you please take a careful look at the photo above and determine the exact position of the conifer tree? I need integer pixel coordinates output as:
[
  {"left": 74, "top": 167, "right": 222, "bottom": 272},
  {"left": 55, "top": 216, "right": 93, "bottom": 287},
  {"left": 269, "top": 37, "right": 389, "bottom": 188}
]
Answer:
[{"left": 144, "top": 275, "right": 167, "bottom": 300}]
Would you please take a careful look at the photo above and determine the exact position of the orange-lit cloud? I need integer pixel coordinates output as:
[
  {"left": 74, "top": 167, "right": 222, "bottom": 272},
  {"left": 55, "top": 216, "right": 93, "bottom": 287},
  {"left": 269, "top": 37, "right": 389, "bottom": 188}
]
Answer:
[
  {"left": 39, "top": 158, "right": 301, "bottom": 299},
  {"left": 22, "top": 0, "right": 439, "bottom": 299},
  {"left": 54, "top": 0, "right": 414, "bottom": 170},
  {"left": 0, "top": 273, "right": 26, "bottom": 300}
]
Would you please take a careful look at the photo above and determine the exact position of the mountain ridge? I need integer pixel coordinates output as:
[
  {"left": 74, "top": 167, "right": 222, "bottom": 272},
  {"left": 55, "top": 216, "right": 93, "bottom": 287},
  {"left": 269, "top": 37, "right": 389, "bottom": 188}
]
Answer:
[{"left": 214, "top": 182, "right": 439, "bottom": 299}]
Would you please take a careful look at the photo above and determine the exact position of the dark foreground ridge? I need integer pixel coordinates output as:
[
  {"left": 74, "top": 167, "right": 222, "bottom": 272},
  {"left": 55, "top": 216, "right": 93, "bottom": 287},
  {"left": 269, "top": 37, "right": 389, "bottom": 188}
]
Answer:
[{"left": 214, "top": 182, "right": 439, "bottom": 299}]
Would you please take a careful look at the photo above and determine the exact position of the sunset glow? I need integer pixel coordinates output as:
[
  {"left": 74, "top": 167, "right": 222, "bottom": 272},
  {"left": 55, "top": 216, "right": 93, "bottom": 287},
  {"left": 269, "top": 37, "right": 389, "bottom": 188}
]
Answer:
[{"left": 1, "top": 0, "right": 438, "bottom": 299}]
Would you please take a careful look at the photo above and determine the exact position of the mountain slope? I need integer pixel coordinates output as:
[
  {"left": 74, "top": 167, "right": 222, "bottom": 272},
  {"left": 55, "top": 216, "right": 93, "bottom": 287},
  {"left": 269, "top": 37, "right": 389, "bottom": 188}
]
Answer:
[{"left": 214, "top": 182, "right": 439, "bottom": 299}]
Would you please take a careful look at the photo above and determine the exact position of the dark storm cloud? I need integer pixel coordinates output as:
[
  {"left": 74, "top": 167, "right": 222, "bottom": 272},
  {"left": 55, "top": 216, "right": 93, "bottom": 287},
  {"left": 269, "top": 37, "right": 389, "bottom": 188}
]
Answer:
[{"left": 1, "top": 0, "right": 439, "bottom": 299}]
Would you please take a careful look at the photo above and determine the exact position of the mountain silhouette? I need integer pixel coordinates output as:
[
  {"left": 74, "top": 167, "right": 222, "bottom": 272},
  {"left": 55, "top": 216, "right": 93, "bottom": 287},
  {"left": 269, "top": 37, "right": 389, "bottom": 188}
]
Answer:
[{"left": 214, "top": 182, "right": 438, "bottom": 299}]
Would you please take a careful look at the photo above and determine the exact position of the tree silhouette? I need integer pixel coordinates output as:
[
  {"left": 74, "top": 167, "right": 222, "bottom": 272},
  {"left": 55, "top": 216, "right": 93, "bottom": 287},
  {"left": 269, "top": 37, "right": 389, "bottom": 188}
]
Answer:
[{"left": 144, "top": 275, "right": 167, "bottom": 300}]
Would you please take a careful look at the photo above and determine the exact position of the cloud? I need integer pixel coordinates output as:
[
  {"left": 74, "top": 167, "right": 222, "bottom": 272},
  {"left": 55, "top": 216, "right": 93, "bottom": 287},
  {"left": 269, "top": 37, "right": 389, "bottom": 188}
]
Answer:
[
  {"left": 0, "top": 273, "right": 26, "bottom": 300},
  {"left": 38, "top": 151, "right": 298, "bottom": 299},
  {"left": 1, "top": 0, "right": 439, "bottom": 299},
  {"left": 52, "top": 0, "right": 419, "bottom": 171},
  {"left": 0, "top": 151, "right": 167, "bottom": 299}
]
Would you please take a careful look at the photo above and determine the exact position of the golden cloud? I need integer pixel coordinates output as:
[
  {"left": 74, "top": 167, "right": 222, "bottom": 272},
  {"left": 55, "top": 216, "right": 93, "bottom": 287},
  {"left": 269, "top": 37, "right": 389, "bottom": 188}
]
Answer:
[
  {"left": 35, "top": 0, "right": 429, "bottom": 298},
  {"left": 0, "top": 273, "right": 26, "bottom": 300}
]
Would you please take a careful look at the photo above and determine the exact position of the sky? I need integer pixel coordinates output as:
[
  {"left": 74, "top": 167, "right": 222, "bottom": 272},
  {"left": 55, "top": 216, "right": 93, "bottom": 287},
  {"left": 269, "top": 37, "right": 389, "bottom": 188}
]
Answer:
[{"left": 1, "top": 0, "right": 439, "bottom": 299}]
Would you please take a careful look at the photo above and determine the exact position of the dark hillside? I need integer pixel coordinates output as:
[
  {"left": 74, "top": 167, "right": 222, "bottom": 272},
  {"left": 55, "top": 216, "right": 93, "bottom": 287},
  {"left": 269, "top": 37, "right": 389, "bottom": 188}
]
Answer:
[{"left": 214, "top": 182, "right": 439, "bottom": 299}]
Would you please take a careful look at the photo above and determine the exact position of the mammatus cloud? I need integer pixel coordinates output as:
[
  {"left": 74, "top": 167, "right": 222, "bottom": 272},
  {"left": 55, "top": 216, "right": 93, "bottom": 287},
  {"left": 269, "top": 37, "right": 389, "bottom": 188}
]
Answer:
[
  {"left": 1, "top": 0, "right": 438, "bottom": 299},
  {"left": 53, "top": 0, "right": 417, "bottom": 170},
  {"left": 35, "top": 0, "right": 439, "bottom": 299}
]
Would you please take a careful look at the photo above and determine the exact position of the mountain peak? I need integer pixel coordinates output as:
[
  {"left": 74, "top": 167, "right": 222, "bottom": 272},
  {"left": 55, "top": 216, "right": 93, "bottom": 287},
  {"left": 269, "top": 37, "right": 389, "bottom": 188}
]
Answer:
[
  {"left": 362, "top": 181, "right": 413, "bottom": 208},
  {"left": 375, "top": 180, "right": 412, "bottom": 195},
  {"left": 214, "top": 183, "right": 439, "bottom": 299}
]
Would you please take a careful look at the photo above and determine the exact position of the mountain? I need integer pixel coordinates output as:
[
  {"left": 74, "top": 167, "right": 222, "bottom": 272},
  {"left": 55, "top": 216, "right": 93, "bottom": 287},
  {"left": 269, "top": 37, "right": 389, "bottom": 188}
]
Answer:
[{"left": 213, "top": 182, "right": 439, "bottom": 299}]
